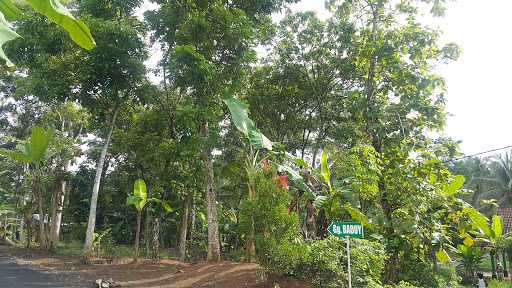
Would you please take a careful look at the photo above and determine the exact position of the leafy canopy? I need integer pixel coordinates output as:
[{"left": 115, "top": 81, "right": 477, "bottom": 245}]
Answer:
[{"left": 0, "top": 0, "right": 95, "bottom": 67}]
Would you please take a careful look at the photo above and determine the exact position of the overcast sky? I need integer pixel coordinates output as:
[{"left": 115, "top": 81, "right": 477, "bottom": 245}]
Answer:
[{"left": 141, "top": 1, "right": 512, "bottom": 156}]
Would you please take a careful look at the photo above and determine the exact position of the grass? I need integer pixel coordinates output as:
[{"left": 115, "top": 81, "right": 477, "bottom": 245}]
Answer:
[
  {"left": 54, "top": 240, "right": 174, "bottom": 260},
  {"left": 488, "top": 280, "right": 512, "bottom": 288}
]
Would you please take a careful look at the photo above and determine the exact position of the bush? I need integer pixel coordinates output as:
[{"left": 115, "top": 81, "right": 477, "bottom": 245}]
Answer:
[
  {"left": 349, "top": 238, "right": 385, "bottom": 288},
  {"left": 304, "top": 237, "right": 346, "bottom": 288},
  {"left": 247, "top": 170, "right": 386, "bottom": 287},
  {"left": 399, "top": 256, "right": 461, "bottom": 287},
  {"left": 258, "top": 236, "right": 384, "bottom": 288},
  {"left": 384, "top": 281, "right": 420, "bottom": 288},
  {"left": 488, "top": 280, "right": 512, "bottom": 288},
  {"left": 257, "top": 237, "right": 311, "bottom": 279}
]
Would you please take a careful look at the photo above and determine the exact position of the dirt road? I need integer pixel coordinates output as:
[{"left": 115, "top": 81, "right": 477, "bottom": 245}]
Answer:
[{"left": 0, "top": 245, "right": 84, "bottom": 288}]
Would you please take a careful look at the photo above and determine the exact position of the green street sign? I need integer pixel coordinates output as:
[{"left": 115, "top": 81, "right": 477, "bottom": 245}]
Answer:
[{"left": 328, "top": 221, "right": 364, "bottom": 239}]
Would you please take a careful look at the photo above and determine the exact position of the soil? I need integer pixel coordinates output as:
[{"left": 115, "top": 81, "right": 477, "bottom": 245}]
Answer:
[{"left": 3, "top": 246, "right": 310, "bottom": 288}]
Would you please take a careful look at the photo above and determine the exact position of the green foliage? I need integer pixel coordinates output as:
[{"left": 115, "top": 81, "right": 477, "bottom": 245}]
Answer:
[
  {"left": 455, "top": 244, "right": 484, "bottom": 284},
  {"left": 223, "top": 96, "right": 272, "bottom": 150},
  {"left": 258, "top": 236, "right": 384, "bottom": 288},
  {"left": 25, "top": 0, "right": 95, "bottom": 49},
  {"left": 442, "top": 175, "right": 465, "bottom": 196},
  {"left": 0, "top": 127, "right": 53, "bottom": 163},
  {"left": 320, "top": 150, "right": 332, "bottom": 193},
  {"left": 126, "top": 179, "right": 172, "bottom": 213},
  {"left": 241, "top": 170, "right": 298, "bottom": 242},
  {"left": 0, "top": 11, "right": 20, "bottom": 67},
  {"left": 126, "top": 179, "right": 148, "bottom": 212},
  {"left": 488, "top": 280, "right": 512, "bottom": 288},
  {"left": 0, "top": 0, "right": 95, "bottom": 67},
  {"left": 384, "top": 282, "right": 420, "bottom": 288}
]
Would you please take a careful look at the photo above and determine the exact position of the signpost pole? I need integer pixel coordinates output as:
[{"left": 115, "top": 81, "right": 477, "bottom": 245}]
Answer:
[{"left": 346, "top": 236, "right": 352, "bottom": 288}]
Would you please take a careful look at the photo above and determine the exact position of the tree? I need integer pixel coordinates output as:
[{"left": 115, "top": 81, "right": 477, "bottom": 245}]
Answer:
[
  {"left": 42, "top": 102, "right": 89, "bottom": 250},
  {"left": 65, "top": 0, "right": 149, "bottom": 258},
  {"left": 489, "top": 153, "right": 512, "bottom": 207},
  {"left": 146, "top": 0, "right": 298, "bottom": 261}
]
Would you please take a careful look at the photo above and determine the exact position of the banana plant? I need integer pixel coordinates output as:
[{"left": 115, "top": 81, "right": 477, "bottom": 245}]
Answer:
[
  {"left": 224, "top": 95, "right": 331, "bottom": 244},
  {"left": 0, "top": 127, "right": 53, "bottom": 249},
  {"left": 223, "top": 95, "right": 271, "bottom": 260},
  {"left": 0, "top": 204, "right": 16, "bottom": 242},
  {"left": 0, "top": 0, "right": 95, "bottom": 67},
  {"left": 126, "top": 179, "right": 171, "bottom": 262},
  {"left": 0, "top": 127, "right": 54, "bottom": 163},
  {"left": 455, "top": 243, "right": 484, "bottom": 284},
  {"left": 478, "top": 215, "right": 506, "bottom": 279},
  {"left": 464, "top": 207, "right": 508, "bottom": 279}
]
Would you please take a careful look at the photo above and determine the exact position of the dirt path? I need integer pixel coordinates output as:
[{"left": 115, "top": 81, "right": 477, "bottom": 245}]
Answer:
[
  {"left": 2, "top": 246, "right": 309, "bottom": 288},
  {"left": 0, "top": 246, "right": 85, "bottom": 287}
]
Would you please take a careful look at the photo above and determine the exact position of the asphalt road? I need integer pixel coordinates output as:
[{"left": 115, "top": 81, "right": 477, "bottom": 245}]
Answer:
[{"left": 0, "top": 246, "right": 78, "bottom": 288}]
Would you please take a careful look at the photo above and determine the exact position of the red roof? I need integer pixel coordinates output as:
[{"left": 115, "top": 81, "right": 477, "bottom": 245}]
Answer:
[{"left": 498, "top": 208, "right": 512, "bottom": 234}]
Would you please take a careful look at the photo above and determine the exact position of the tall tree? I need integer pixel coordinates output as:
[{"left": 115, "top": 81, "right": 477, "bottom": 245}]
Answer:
[
  {"left": 146, "top": 0, "right": 297, "bottom": 261},
  {"left": 77, "top": 0, "right": 148, "bottom": 257}
]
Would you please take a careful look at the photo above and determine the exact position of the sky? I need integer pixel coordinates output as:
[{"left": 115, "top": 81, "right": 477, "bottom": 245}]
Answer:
[{"left": 140, "top": 0, "right": 512, "bottom": 156}]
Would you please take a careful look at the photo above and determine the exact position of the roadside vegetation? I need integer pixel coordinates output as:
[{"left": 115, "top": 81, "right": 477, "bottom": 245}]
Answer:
[{"left": 1, "top": 0, "right": 512, "bottom": 287}]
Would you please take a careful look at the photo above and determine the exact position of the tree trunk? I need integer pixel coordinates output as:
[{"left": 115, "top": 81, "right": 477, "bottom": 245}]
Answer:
[
  {"left": 200, "top": 119, "right": 221, "bottom": 262},
  {"left": 151, "top": 218, "right": 160, "bottom": 260},
  {"left": 246, "top": 178, "right": 256, "bottom": 262},
  {"left": 134, "top": 210, "right": 142, "bottom": 263},
  {"left": 25, "top": 221, "right": 31, "bottom": 248},
  {"left": 83, "top": 108, "right": 119, "bottom": 257},
  {"left": 178, "top": 191, "right": 191, "bottom": 261},
  {"left": 502, "top": 251, "right": 508, "bottom": 278},
  {"left": 189, "top": 189, "right": 196, "bottom": 241},
  {"left": 49, "top": 165, "right": 68, "bottom": 251},
  {"left": 35, "top": 178, "right": 46, "bottom": 250},
  {"left": 145, "top": 188, "right": 152, "bottom": 257},
  {"left": 491, "top": 250, "right": 497, "bottom": 279}
]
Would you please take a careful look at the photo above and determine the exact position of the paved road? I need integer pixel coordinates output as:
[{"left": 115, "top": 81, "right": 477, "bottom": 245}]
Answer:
[{"left": 0, "top": 246, "right": 82, "bottom": 288}]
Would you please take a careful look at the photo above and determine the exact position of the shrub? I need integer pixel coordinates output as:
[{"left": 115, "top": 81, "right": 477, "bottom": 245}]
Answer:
[
  {"left": 488, "top": 280, "right": 512, "bottom": 288},
  {"left": 384, "top": 281, "right": 420, "bottom": 288},
  {"left": 399, "top": 256, "right": 461, "bottom": 287},
  {"left": 258, "top": 236, "right": 384, "bottom": 288},
  {"left": 349, "top": 238, "right": 385, "bottom": 288},
  {"left": 304, "top": 237, "right": 346, "bottom": 288}
]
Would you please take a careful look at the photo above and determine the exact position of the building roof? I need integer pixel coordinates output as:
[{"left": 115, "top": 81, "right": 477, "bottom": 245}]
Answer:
[{"left": 498, "top": 208, "right": 512, "bottom": 234}]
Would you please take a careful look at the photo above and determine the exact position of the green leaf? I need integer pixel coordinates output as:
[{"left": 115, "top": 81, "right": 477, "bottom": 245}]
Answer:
[
  {"left": 443, "top": 175, "right": 465, "bottom": 196},
  {"left": 344, "top": 203, "right": 374, "bottom": 230},
  {"left": 25, "top": 0, "right": 95, "bottom": 50},
  {"left": 320, "top": 150, "right": 331, "bottom": 192},
  {"left": 0, "top": 0, "right": 23, "bottom": 21},
  {"left": 0, "top": 149, "right": 31, "bottom": 163},
  {"left": 313, "top": 195, "right": 327, "bottom": 208},
  {"left": 463, "top": 236, "right": 474, "bottom": 247},
  {"left": 0, "top": 127, "right": 52, "bottom": 163},
  {"left": 223, "top": 96, "right": 272, "bottom": 150},
  {"left": 492, "top": 215, "right": 502, "bottom": 239},
  {"left": 126, "top": 195, "right": 140, "bottom": 206},
  {"left": 127, "top": 179, "right": 148, "bottom": 211},
  {"left": 435, "top": 249, "right": 452, "bottom": 264},
  {"left": 132, "top": 179, "right": 147, "bottom": 211},
  {"left": 0, "top": 11, "right": 20, "bottom": 67},
  {"left": 27, "top": 127, "right": 53, "bottom": 162},
  {"left": 463, "top": 207, "right": 491, "bottom": 237},
  {"left": 162, "top": 201, "right": 173, "bottom": 213}
]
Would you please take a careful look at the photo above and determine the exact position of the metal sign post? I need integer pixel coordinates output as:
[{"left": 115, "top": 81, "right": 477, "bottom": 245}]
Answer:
[
  {"left": 346, "top": 236, "right": 352, "bottom": 288},
  {"left": 327, "top": 221, "right": 363, "bottom": 288}
]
